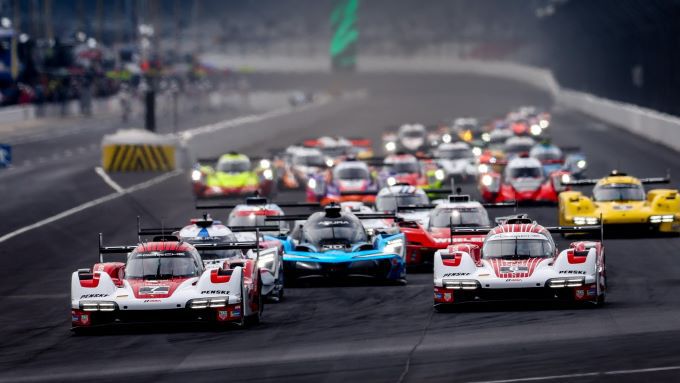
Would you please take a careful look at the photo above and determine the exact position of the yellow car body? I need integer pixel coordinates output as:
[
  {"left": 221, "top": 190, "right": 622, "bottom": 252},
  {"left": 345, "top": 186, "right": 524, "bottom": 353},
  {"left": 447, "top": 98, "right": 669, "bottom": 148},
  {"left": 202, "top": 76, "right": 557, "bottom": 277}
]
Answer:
[{"left": 559, "top": 174, "right": 680, "bottom": 234}]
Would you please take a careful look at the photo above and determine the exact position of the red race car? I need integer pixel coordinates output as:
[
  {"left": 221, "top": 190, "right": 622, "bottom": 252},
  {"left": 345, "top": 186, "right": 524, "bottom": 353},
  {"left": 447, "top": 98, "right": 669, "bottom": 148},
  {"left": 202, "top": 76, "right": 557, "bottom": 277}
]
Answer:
[{"left": 478, "top": 155, "right": 571, "bottom": 204}]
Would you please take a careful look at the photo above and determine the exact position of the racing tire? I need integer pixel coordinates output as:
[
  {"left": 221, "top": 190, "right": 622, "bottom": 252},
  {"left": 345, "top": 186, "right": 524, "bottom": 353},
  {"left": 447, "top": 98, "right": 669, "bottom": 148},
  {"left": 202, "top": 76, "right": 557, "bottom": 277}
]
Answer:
[{"left": 244, "top": 276, "right": 264, "bottom": 327}]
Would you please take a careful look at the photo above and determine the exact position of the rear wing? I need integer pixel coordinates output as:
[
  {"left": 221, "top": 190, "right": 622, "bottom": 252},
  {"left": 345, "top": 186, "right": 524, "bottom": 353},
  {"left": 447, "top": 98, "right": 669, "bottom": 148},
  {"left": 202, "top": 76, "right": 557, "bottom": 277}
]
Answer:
[
  {"left": 564, "top": 170, "right": 670, "bottom": 186},
  {"left": 196, "top": 200, "right": 320, "bottom": 210},
  {"left": 449, "top": 225, "right": 601, "bottom": 236},
  {"left": 265, "top": 213, "right": 396, "bottom": 222}
]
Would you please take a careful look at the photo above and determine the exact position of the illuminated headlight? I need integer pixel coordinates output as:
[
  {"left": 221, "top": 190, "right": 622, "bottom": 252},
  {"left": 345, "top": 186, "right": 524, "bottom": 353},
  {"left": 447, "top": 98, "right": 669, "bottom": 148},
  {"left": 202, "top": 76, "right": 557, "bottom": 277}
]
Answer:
[
  {"left": 561, "top": 174, "right": 571, "bottom": 184},
  {"left": 384, "top": 238, "right": 404, "bottom": 257},
  {"left": 443, "top": 280, "right": 479, "bottom": 290},
  {"left": 472, "top": 147, "right": 482, "bottom": 157},
  {"left": 79, "top": 301, "right": 118, "bottom": 312},
  {"left": 539, "top": 119, "right": 549, "bottom": 129},
  {"left": 530, "top": 124, "right": 542, "bottom": 136},
  {"left": 259, "top": 159, "right": 271, "bottom": 169},
  {"left": 262, "top": 168, "right": 273, "bottom": 180},
  {"left": 478, "top": 164, "right": 489, "bottom": 174},
  {"left": 547, "top": 277, "right": 585, "bottom": 288},
  {"left": 385, "top": 141, "right": 396, "bottom": 152},
  {"left": 307, "top": 178, "right": 317, "bottom": 189},
  {"left": 481, "top": 174, "right": 494, "bottom": 186},
  {"left": 442, "top": 134, "right": 452, "bottom": 143},
  {"left": 481, "top": 132, "right": 491, "bottom": 142},
  {"left": 434, "top": 169, "right": 445, "bottom": 181},
  {"left": 326, "top": 158, "right": 334, "bottom": 167},
  {"left": 387, "top": 177, "right": 397, "bottom": 186},
  {"left": 573, "top": 216, "right": 599, "bottom": 225},
  {"left": 650, "top": 215, "right": 674, "bottom": 223},
  {"left": 576, "top": 160, "right": 587, "bottom": 169},
  {"left": 191, "top": 169, "right": 202, "bottom": 182},
  {"left": 188, "top": 297, "right": 230, "bottom": 309}
]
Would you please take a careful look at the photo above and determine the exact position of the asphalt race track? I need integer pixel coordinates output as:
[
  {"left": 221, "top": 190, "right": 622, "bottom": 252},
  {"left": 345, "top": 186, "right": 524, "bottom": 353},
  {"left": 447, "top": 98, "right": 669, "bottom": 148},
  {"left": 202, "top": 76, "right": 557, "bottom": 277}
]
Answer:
[{"left": 1, "top": 73, "right": 679, "bottom": 383}]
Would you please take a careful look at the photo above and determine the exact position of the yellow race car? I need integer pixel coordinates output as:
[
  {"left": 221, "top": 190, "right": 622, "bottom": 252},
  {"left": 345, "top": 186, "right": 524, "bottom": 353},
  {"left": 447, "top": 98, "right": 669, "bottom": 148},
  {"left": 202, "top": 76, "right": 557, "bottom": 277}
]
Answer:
[{"left": 559, "top": 170, "right": 680, "bottom": 235}]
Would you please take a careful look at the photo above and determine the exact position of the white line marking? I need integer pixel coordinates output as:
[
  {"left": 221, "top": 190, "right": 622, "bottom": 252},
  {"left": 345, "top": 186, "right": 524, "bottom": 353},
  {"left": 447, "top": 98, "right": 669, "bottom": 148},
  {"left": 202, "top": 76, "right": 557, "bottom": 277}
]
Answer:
[
  {"left": 94, "top": 166, "right": 125, "bottom": 193},
  {"left": 0, "top": 170, "right": 181, "bottom": 244},
  {"left": 466, "top": 365, "right": 680, "bottom": 383}
]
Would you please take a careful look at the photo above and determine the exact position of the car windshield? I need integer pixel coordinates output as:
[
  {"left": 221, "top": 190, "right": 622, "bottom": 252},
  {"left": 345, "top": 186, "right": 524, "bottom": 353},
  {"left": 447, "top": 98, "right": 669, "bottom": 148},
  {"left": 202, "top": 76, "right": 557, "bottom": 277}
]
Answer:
[
  {"left": 302, "top": 213, "right": 368, "bottom": 250},
  {"left": 593, "top": 183, "right": 645, "bottom": 201},
  {"left": 430, "top": 207, "right": 489, "bottom": 228},
  {"left": 531, "top": 147, "right": 563, "bottom": 161},
  {"left": 335, "top": 167, "right": 370, "bottom": 180},
  {"left": 294, "top": 154, "right": 326, "bottom": 167},
  {"left": 376, "top": 193, "right": 429, "bottom": 211},
  {"left": 387, "top": 162, "right": 420, "bottom": 174},
  {"left": 125, "top": 251, "right": 201, "bottom": 279},
  {"left": 228, "top": 214, "right": 286, "bottom": 230},
  {"left": 438, "top": 148, "right": 473, "bottom": 159},
  {"left": 509, "top": 167, "right": 542, "bottom": 178},
  {"left": 505, "top": 144, "right": 533, "bottom": 154},
  {"left": 483, "top": 238, "right": 554, "bottom": 259},
  {"left": 185, "top": 235, "right": 243, "bottom": 261},
  {"left": 402, "top": 130, "right": 425, "bottom": 138},
  {"left": 217, "top": 160, "right": 250, "bottom": 173}
]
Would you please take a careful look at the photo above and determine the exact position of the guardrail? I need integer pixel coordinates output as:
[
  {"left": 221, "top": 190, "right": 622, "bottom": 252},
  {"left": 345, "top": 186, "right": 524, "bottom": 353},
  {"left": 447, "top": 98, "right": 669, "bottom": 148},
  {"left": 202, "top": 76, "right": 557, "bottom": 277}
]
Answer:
[{"left": 199, "top": 53, "right": 679, "bottom": 153}]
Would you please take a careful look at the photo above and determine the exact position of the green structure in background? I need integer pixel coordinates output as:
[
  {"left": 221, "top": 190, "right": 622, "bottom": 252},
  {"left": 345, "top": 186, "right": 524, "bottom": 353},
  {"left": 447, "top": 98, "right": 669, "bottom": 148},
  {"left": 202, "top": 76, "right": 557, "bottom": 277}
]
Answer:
[{"left": 330, "top": 0, "right": 359, "bottom": 72}]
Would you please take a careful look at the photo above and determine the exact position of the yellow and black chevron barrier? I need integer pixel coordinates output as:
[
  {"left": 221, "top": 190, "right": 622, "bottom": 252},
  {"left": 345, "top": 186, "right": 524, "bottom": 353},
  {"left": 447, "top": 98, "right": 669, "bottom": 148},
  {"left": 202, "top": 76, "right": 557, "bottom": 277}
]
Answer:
[{"left": 102, "top": 144, "right": 175, "bottom": 172}]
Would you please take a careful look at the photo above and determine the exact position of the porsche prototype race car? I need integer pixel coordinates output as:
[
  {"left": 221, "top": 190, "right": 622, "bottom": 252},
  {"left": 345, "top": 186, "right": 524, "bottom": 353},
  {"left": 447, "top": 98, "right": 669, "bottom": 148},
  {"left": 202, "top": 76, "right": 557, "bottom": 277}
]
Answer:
[
  {"left": 191, "top": 153, "right": 275, "bottom": 198},
  {"left": 433, "top": 215, "right": 605, "bottom": 308},
  {"left": 479, "top": 155, "right": 571, "bottom": 204},
  {"left": 267, "top": 204, "right": 406, "bottom": 284},
  {"left": 559, "top": 170, "right": 680, "bottom": 234},
  {"left": 71, "top": 236, "right": 270, "bottom": 330}
]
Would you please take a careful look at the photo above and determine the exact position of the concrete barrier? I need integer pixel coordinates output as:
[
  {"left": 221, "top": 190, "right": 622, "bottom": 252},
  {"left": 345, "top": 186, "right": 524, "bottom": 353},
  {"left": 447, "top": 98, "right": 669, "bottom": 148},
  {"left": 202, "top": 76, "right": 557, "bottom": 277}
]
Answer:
[{"left": 101, "top": 129, "right": 182, "bottom": 172}]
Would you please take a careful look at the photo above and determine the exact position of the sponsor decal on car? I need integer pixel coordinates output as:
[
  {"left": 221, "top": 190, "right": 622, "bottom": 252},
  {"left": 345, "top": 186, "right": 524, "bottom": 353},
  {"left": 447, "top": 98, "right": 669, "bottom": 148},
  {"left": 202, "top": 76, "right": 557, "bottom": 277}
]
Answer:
[
  {"left": 500, "top": 265, "right": 529, "bottom": 274},
  {"left": 505, "top": 278, "right": 522, "bottom": 282},
  {"left": 80, "top": 294, "right": 108, "bottom": 299},
  {"left": 139, "top": 286, "right": 170, "bottom": 295},
  {"left": 201, "top": 290, "right": 230, "bottom": 295},
  {"left": 143, "top": 299, "right": 162, "bottom": 303},
  {"left": 443, "top": 272, "right": 470, "bottom": 277},
  {"left": 575, "top": 289, "right": 585, "bottom": 299},
  {"left": 559, "top": 270, "right": 586, "bottom": 274}
]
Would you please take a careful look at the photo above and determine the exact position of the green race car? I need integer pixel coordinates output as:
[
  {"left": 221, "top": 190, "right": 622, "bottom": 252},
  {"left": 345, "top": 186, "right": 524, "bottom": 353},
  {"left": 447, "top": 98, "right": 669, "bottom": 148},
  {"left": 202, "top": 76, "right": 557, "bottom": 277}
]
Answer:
[{"left": 192, "top": 153, "right": 276, "bottom": 198}]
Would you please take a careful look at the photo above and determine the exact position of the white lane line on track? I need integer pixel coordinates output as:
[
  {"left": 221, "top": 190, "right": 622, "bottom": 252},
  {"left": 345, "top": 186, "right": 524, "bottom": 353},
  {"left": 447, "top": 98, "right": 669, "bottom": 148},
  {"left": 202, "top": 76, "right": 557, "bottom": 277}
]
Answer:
[
  {"left": 465, "top": 365, "right": 680, "bottom": 383},
  {"left": 0, "top": 170, "right": 181, "bottom": 244},
  {"left": 94, "top": 166, "right": 125, "bottom": 193},
  {"left": 0, "top": 95, "right": 341, "bottom": 244}
]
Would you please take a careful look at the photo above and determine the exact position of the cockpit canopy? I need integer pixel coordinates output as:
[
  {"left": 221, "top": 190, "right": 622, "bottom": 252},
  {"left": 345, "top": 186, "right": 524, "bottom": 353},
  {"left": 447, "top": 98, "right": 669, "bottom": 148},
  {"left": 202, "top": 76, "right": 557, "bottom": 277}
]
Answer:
[
  {"left": 301, "top": 212, "right": 368, "bottom": 251},
  {"left": 429, "top": 206, "right": 490, "bottom": 228},
  {"left": 125, "top": 249, "right": 203, "bottom": 279}
]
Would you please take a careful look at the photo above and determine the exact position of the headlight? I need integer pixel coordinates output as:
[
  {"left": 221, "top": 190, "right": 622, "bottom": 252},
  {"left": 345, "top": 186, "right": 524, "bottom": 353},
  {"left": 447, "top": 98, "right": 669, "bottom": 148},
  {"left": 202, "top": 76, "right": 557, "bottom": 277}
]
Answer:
[
  {"left": 191, "top": 169, "right": 202, "bottom": 182},
  {"left": 326, "top": 158, "right": 334, "bottom": 167},
  {"left": 263, "top": 168, "right": 273, "bottom": 180},
  {"left": 478, "top": 164, "right": 489, "bottom": 174},
  {"left": 576, "top": 160, "right": 587, "bottom": 169},
  {"left": 573, "top": 216, "right": 599, "bottom": 225},
  {"left": 481, "top": 174, "right": 494, "bottom": 186},
  {"left": 443, "top": 280, "right": 479, "bottom": 290},
  {"left": 481, "top": 132, "right": 491, "bottom": 142},
  {"left": 547, "top": 277, "right": 585, "bottom": 288},
  {"left": 560, "top": 174, "right": 571, "bottom": 184},
  {"left": 307, "top": 178, "right": 317, "bottom": 189},
  {"left": 259, "top": 159, "right": 271, "bottom": 169},
  {"left": 472, "top": 147, "right": 482, "bottom": 156},
  {"left": 540, "top": 119, "right": 549, "bottom": 129},
  {"left": 187, "top": 297, "right": 230, "bottom": 309},
  {"left": 442, "top": 134, "right": 452, "bottom": 143},
  {"left": 384, "top": 238, "right": 404, "bottom": 257},
  {"left": 434, "top": 169, "right": 445, "bottom": 181},
  {"left": 650, "top": 215, "right": 674, "bottom": 223},
  {"left": 257, "top": 252, "right": 276, "bottom": 270},
  {"left": 387, "top": 177, "right": 397, "bottom": 186},
  {"left": 530, "top": 124, "right": 542, "bottom": 136},
  {"left": 79, "top": 301, "right": 118, "bottom": 312},
  {"left": 385, "top": 141, "right": 396, "bottom": 152}
]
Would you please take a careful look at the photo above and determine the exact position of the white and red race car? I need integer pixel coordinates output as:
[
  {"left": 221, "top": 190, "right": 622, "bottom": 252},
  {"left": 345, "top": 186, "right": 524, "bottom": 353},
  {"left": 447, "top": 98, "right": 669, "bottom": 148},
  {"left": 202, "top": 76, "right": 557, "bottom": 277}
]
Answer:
[
  {"left": 433, "top": 215, "right": 606, "bottom": 309},
  {"left": 71, "top": 235, "right": 270, "bottom": 331}
]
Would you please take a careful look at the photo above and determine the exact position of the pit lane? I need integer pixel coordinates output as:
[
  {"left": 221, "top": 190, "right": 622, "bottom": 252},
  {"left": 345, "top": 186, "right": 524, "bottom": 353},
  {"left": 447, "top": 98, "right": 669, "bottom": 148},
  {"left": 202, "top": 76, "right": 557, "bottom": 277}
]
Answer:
[{"left": 1, "top": 73, "right": 679, "bottom": 383}]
